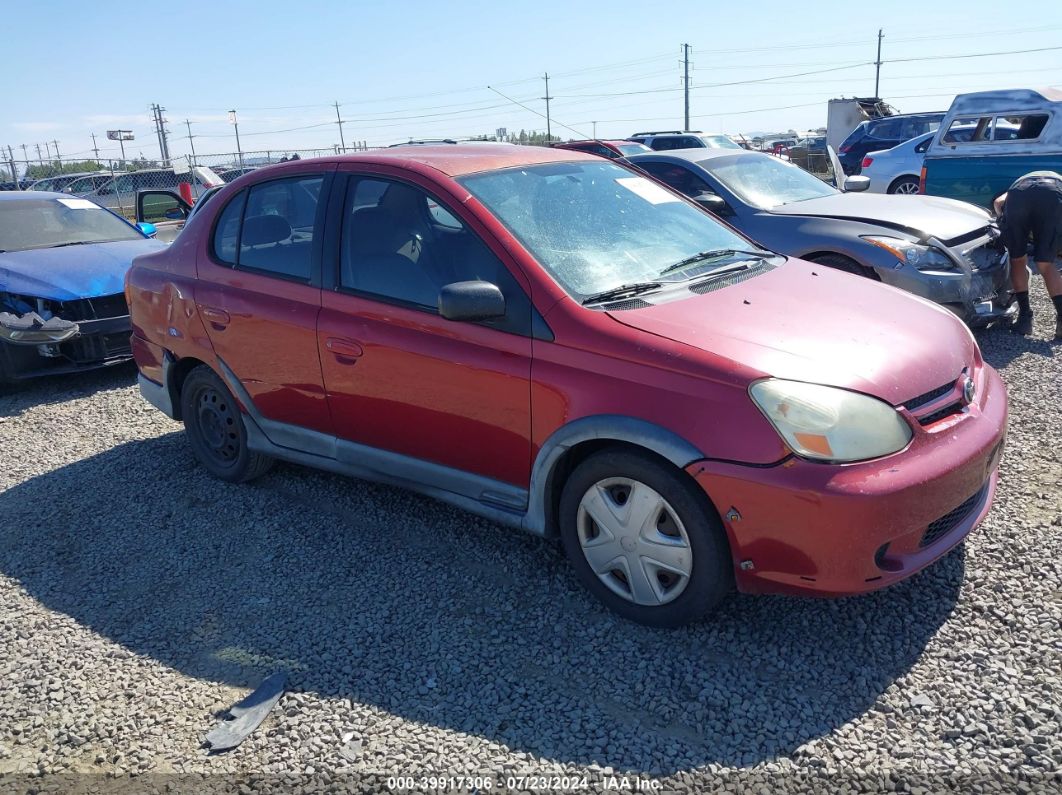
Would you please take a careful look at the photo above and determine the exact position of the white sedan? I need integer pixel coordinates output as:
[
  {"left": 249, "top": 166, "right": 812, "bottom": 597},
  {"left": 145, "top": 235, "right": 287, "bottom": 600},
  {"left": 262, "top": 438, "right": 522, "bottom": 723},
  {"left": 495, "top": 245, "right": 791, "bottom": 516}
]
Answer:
[{"left": 860, "top": 132, "right": 933, "bottom": 194}]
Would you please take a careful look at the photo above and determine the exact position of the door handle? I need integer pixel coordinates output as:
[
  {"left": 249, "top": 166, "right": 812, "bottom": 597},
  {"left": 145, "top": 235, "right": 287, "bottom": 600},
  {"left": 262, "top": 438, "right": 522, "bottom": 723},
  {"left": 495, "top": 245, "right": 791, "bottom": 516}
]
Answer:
[
  {"left": 199, "top": 306, "right": 231, "bottom": 330},
  {"left": 325, "top": 337, "right": 364, "bottom": 364}
]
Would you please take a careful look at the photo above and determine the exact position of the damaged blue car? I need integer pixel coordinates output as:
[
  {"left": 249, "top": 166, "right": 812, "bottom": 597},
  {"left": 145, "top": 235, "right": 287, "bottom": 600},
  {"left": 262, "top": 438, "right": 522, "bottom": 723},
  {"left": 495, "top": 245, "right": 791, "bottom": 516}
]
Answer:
[{"left": 0, "top": 192, "right": 165, "bottom": 383}]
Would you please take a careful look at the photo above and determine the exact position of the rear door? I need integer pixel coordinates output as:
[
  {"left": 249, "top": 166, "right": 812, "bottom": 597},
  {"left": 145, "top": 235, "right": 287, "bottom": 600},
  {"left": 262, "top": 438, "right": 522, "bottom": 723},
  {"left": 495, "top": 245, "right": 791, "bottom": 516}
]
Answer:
[{"left": 193, "top": 167, "right": 336, "bottom": 435}]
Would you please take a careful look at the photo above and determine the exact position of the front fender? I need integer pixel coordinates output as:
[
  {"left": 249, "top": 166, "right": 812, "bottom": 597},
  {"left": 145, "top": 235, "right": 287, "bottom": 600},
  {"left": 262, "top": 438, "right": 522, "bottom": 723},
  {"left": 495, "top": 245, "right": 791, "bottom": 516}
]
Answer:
[{"left": 524, "top": 414, "right": 704, "bottom": 535}]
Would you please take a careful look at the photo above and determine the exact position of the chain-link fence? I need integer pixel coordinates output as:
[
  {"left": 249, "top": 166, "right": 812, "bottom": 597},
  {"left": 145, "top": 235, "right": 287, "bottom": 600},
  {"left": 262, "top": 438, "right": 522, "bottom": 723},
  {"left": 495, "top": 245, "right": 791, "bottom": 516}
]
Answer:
[{"left": 2, "top": 146, "right": 385, "bottom": 218}]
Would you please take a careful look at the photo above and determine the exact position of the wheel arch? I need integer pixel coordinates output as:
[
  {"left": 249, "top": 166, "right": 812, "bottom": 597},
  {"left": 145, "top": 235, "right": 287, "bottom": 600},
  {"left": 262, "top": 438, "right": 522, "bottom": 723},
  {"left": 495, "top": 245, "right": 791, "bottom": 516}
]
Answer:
[
  {"left": 887, "top": 174, "right": 920, "bottom": 194},
  {"left": 162, "top": 352, "right": 211, "bottom": 421},
  {"left": 527, "top": 415, "right": 710, "bottom": 537}
]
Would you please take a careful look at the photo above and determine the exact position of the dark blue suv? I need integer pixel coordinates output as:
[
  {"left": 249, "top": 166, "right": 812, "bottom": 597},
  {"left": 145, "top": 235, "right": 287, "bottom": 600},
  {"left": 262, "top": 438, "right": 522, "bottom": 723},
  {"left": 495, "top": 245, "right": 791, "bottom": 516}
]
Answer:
[{"left": 838, "top": 112, "right": 946, "bottom": 175}]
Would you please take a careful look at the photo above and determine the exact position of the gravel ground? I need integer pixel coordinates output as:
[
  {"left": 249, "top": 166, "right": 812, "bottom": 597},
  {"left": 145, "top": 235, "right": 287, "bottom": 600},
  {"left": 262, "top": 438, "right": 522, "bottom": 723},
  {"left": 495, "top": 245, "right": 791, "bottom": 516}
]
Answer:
[{"left": 0, "top": 284, "right": 1059, "bottom": 794}]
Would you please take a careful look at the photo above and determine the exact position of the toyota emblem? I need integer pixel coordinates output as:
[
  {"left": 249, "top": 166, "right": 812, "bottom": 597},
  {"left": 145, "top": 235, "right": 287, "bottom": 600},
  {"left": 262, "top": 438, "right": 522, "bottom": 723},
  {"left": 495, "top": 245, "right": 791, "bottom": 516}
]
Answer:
[{"left": 962, "top": 377, "right": 975, "bottom": 404}]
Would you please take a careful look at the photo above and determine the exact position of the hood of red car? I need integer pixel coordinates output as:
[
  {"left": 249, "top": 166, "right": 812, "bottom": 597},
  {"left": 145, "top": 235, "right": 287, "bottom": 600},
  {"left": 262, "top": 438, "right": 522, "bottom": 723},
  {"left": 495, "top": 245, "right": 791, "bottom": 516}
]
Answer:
[{"left": 606, "top": 259, "right": 976, "bottom": 406}]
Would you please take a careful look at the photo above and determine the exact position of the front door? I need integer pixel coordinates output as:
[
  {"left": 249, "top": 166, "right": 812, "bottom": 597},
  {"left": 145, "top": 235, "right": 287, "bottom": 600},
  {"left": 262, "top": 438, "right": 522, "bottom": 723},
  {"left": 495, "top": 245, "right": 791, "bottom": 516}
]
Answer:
[
  {"left": 317, "top": 171, "right": 535, "bottom": 488},
  {"left": 136, "top": 190, "right": 189, "bottom": 243},
  {"left": 194, "top": 169, "right": 335, "bottom": 436}
]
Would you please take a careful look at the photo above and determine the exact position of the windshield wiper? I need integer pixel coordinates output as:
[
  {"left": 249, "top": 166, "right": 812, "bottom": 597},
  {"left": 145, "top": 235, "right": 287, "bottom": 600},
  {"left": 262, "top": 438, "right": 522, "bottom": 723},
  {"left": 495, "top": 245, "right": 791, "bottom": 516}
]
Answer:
[
  {"left": 47, "top": 241, "right": 92, "bottom": 248},
  {"left": 659, "top": 248, "right": 772, "bottom": 276},
  {"left": 687, "top": 260, "right": 758, "bottom": 284},
  {"left": 581, "top": 281, "right": 662, "bottom": 306}
]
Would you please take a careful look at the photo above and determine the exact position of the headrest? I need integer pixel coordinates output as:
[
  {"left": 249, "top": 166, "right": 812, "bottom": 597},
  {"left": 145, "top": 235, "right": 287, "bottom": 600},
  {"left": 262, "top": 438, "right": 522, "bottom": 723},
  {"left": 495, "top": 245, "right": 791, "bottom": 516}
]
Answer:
[
  {"left": 242, "top": 214, "right": 291, "bottom": 246},
  {"left": 347, "top": 208, "right": 406, "bottom": 257}
]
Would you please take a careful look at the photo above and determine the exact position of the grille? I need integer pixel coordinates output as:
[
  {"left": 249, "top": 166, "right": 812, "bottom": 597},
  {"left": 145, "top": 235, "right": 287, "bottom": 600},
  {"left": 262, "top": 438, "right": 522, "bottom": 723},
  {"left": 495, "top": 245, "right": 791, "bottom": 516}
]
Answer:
[
  {"left": 904, "top": 380, "right": 957, "bottom": 411},
  {"left": 64, "top": 332, "right": 131, "bottom": 363},
  {"left": 920, "top": 485, "right": 987, "bottom": 548},
  {"left": 688, "top": 262, "right": 773, "bottom": 295},
  {"left": 57, "top": 293, "right": 129, "bottom": 321},
  {"left": 919, "top": 402, "right": 964, "bottom": 426}
]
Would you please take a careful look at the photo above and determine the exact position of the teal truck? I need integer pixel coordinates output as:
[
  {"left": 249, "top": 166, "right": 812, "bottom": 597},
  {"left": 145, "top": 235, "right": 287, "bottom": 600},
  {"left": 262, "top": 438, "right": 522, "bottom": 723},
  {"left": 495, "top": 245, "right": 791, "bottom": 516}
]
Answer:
[{"left": 921, "top": 88, "right": 1061, "bottom": 209}]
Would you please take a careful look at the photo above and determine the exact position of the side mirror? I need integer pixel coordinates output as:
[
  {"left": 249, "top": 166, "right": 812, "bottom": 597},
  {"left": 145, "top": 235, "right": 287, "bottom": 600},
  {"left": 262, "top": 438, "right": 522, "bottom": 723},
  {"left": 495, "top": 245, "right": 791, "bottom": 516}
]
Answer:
[
  {"left": 438, "top": 280, "right": 505, "bottom": 322},
  {"left": 137, "top": 222, "right": 158, "bottom": 238},
  {"left": 163, "top": 207, "right": 186, "bottom": 220},
  {"left": 843, "top": 175, "right": 871, "bottom": 193},
  {"left": 692, "top": 191, "right": 731, "bottom": 215}
]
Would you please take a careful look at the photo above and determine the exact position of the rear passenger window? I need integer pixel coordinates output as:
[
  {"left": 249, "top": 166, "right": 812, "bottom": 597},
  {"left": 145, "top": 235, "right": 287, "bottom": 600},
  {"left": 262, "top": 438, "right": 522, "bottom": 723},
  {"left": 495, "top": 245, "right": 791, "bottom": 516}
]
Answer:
[
  {"left": 237, "top": 176, "right": 323, "bottom": 281},
  {"left": 943, "top": 116, "right": 993, "bottom": 143},
  {"left": 212, "top": 190, "right": 245, "bottom": 265},
  {"left": 1008, "top": 114, "right": 1049, "bottom": 140}
]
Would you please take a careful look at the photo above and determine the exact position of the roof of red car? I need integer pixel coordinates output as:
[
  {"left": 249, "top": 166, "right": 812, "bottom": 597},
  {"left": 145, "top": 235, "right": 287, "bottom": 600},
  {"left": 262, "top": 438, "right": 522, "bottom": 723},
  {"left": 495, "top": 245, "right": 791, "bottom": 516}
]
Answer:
[{"left": 328, "top": 143, "right": 591, "bottom": 177}]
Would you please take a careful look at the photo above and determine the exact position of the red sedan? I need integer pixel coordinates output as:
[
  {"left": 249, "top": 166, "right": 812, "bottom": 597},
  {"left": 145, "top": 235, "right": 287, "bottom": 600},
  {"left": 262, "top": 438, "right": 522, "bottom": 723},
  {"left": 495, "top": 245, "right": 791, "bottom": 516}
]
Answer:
[
  {"left": 127, "top": 145, "right": 1006, "bottom": 626},
  {"left": 552, "top": 139, "right": 652, "bottom": 160}
]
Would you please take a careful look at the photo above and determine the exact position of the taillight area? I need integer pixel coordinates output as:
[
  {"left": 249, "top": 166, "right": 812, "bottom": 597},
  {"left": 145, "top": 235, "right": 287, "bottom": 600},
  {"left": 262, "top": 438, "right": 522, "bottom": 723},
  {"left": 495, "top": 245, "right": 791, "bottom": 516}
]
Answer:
[
  {"left": 861, "top": 156, "right": 874, "bottom": 168},
  {"left": 839, "top": 145, "right": 851, "bottom": 154},
  {"left": 919, "top": 166, "right": 927, "bottom": 194}
]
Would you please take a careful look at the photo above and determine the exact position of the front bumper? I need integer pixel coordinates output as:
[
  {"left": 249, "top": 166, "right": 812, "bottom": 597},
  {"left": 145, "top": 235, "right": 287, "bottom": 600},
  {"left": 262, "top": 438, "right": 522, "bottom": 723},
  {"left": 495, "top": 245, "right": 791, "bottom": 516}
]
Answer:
[
  {"left": 688, "top": 364, "right": 1007, "bottom": 597},
  {"left": 878, "top": 235, "right": 1013, "bottom": 326},
  {"left": 0, "top": 315, "right": 132, "bottom": 380}
]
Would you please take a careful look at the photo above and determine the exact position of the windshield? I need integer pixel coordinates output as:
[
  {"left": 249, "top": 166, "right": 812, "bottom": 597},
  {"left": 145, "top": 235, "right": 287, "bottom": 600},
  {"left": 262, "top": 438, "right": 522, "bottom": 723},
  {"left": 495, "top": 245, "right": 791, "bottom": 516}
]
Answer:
[
  {"left": 701, "top": 135, "right": 742, "bottom": 150},
  {"left": 0, "top": 198, "right": 142, "bottom": 252},
  {"left": 706, "top": 154, "right": 837, "bottom": 209},
  {"left": 839, "top": 124, "right": 867, "bottom": 149},
  {"left": 617, "top": 142, "right": 652, "bottom": 156},
  {"left": 459, "top": 160, "right": 755, "bottom": 297}
]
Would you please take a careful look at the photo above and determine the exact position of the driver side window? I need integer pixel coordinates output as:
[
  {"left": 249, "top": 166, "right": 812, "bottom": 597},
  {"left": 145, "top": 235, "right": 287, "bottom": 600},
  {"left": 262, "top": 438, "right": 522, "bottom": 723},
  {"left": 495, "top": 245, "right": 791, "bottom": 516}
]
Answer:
[{"left": 338, "top": 177, "right": 535, "bottom": 334}]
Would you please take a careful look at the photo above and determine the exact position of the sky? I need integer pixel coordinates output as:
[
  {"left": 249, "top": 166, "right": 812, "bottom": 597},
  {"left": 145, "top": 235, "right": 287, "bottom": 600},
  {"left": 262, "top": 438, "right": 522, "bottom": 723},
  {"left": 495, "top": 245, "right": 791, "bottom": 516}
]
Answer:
[{"left": 2, "top": 0, "right": 1061, "bottom": 167}]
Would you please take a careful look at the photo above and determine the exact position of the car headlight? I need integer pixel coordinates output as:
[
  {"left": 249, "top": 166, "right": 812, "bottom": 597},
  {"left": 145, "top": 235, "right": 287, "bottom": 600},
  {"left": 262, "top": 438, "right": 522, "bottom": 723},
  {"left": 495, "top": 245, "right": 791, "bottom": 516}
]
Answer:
[
  {"left": 749, "top": 379, "right": 912, "bottom": 463},
  {"left": 0, "top": 311, "right": 79, "bottom": 345},
  {"left": 862, "top": 235, "right": 956, "bottom": 271}
]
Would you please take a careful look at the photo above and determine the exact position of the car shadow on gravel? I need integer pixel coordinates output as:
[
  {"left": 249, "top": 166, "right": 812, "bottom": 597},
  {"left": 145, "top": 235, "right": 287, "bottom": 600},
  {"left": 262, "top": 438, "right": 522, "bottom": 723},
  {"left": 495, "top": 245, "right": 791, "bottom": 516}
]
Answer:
[
  {"left": 0, "top": 363, "right": 137, "bottom": 419},
  {"left": 975, "top": 326, "right": 1057, "bottom": 369},
  {"left": 0, "top": 435, "right": 964, "bottom": 774}
]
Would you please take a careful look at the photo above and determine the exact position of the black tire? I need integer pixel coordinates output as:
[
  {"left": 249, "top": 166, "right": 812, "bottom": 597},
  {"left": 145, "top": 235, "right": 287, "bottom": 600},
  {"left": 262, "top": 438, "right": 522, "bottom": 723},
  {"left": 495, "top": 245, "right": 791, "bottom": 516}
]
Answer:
[
  {"left": 887, "top": 176, "right": 920, "bottom": 195},
  {"left": 180, "top": 365, "right": 273, "bottom": 483},
  {"left": 558, "top": 448, "right": 733, "bottom": 627},
  {"left": 812, "top": 253, "right": 879, "bottom": 280}
]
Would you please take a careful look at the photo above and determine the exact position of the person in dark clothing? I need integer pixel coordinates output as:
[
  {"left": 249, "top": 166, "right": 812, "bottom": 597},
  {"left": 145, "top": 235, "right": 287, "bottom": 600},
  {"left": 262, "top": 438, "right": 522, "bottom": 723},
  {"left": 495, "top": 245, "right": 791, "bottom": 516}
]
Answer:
[{"left": 994, "top": 171, "right": 1062, "bottom": 340}]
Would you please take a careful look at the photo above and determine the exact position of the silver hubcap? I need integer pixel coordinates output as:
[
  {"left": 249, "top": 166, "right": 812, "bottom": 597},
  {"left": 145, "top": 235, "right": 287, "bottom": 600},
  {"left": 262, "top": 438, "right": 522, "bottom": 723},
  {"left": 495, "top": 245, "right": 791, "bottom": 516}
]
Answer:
[
  {"left": 894, "top": 181, "right": 919, "bottom": 194},
  {"left": 576, "top": 477, "right": 693, "bottom": 606}
]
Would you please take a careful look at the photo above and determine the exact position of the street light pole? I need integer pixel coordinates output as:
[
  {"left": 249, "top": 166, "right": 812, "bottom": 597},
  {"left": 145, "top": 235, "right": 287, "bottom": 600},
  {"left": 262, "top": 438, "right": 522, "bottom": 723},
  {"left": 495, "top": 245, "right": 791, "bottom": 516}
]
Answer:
[{"left": 229, "top": 110, "right": 243, "bottom": 168}]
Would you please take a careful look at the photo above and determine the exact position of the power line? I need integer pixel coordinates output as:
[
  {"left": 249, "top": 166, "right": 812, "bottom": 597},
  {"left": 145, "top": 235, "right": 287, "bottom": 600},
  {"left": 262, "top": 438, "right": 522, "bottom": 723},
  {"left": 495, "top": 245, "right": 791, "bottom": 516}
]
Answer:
[
  {"left": 887, "top": 44, "right": 1062, "bottom": 63},
  {"left": 486, "top": 85, "right": 590, "bottom": 141}
]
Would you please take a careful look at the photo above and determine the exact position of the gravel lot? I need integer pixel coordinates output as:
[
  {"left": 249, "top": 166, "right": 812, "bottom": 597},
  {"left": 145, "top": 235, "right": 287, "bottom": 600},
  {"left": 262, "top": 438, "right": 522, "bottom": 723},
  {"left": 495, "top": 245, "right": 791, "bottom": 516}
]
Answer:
[{"left": 0, "top": 285, "right": 1059, "bottom": 794}]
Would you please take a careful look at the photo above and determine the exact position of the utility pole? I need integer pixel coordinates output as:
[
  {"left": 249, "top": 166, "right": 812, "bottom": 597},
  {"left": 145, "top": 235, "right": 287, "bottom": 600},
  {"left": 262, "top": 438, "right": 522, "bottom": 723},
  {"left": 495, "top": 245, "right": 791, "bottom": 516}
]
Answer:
[
  {"left": 592, "top": 121, "right": 597, "bottom": 139},
  {"left": 229, "top": 110, "right": 243, "bottom": 167},
  {"left": 6, "top": 146, "right": 17, "bottom": 184},
  {"left": 51, "top": 139, "right": 61, "bottom": 163},
  {"left": 90, "top": 133, "right": 100, "bottom": 162},
  {"left": 151, "top": 103, "right": 171, "bottom": 164},
  {"left": 334, "top": 101, "right": 346, "bottom": 153},
  {"left": 35, "top": 143, "right": 43, "bottom": 165},
  {"left": 184, "top": 119, "right": 197, "bottom": 166},
  {"left": 542, "top": 73, "right": 553, "bottom": 141},
  {"left": 43, "top": 141, "right": 52, "bottom": 160},
  {"left": 151, "top": 104, "right": 161, "bottom": 161},
  {"left": 19, "top": 144, "right": 29, "bottom": 184},
  {"left": 874, "top": 29, "right": 884, "bottom": 99},
  {"left": 682, "top": 43, "right": 691, "bottom": 131}
]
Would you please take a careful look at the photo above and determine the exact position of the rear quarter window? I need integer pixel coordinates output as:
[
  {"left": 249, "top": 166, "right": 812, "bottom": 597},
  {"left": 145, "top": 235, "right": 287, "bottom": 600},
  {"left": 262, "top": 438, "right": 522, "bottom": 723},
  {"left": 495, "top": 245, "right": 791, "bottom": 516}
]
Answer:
[{"left": 211, "top": 190, "right": 246, "bottom": 265}]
